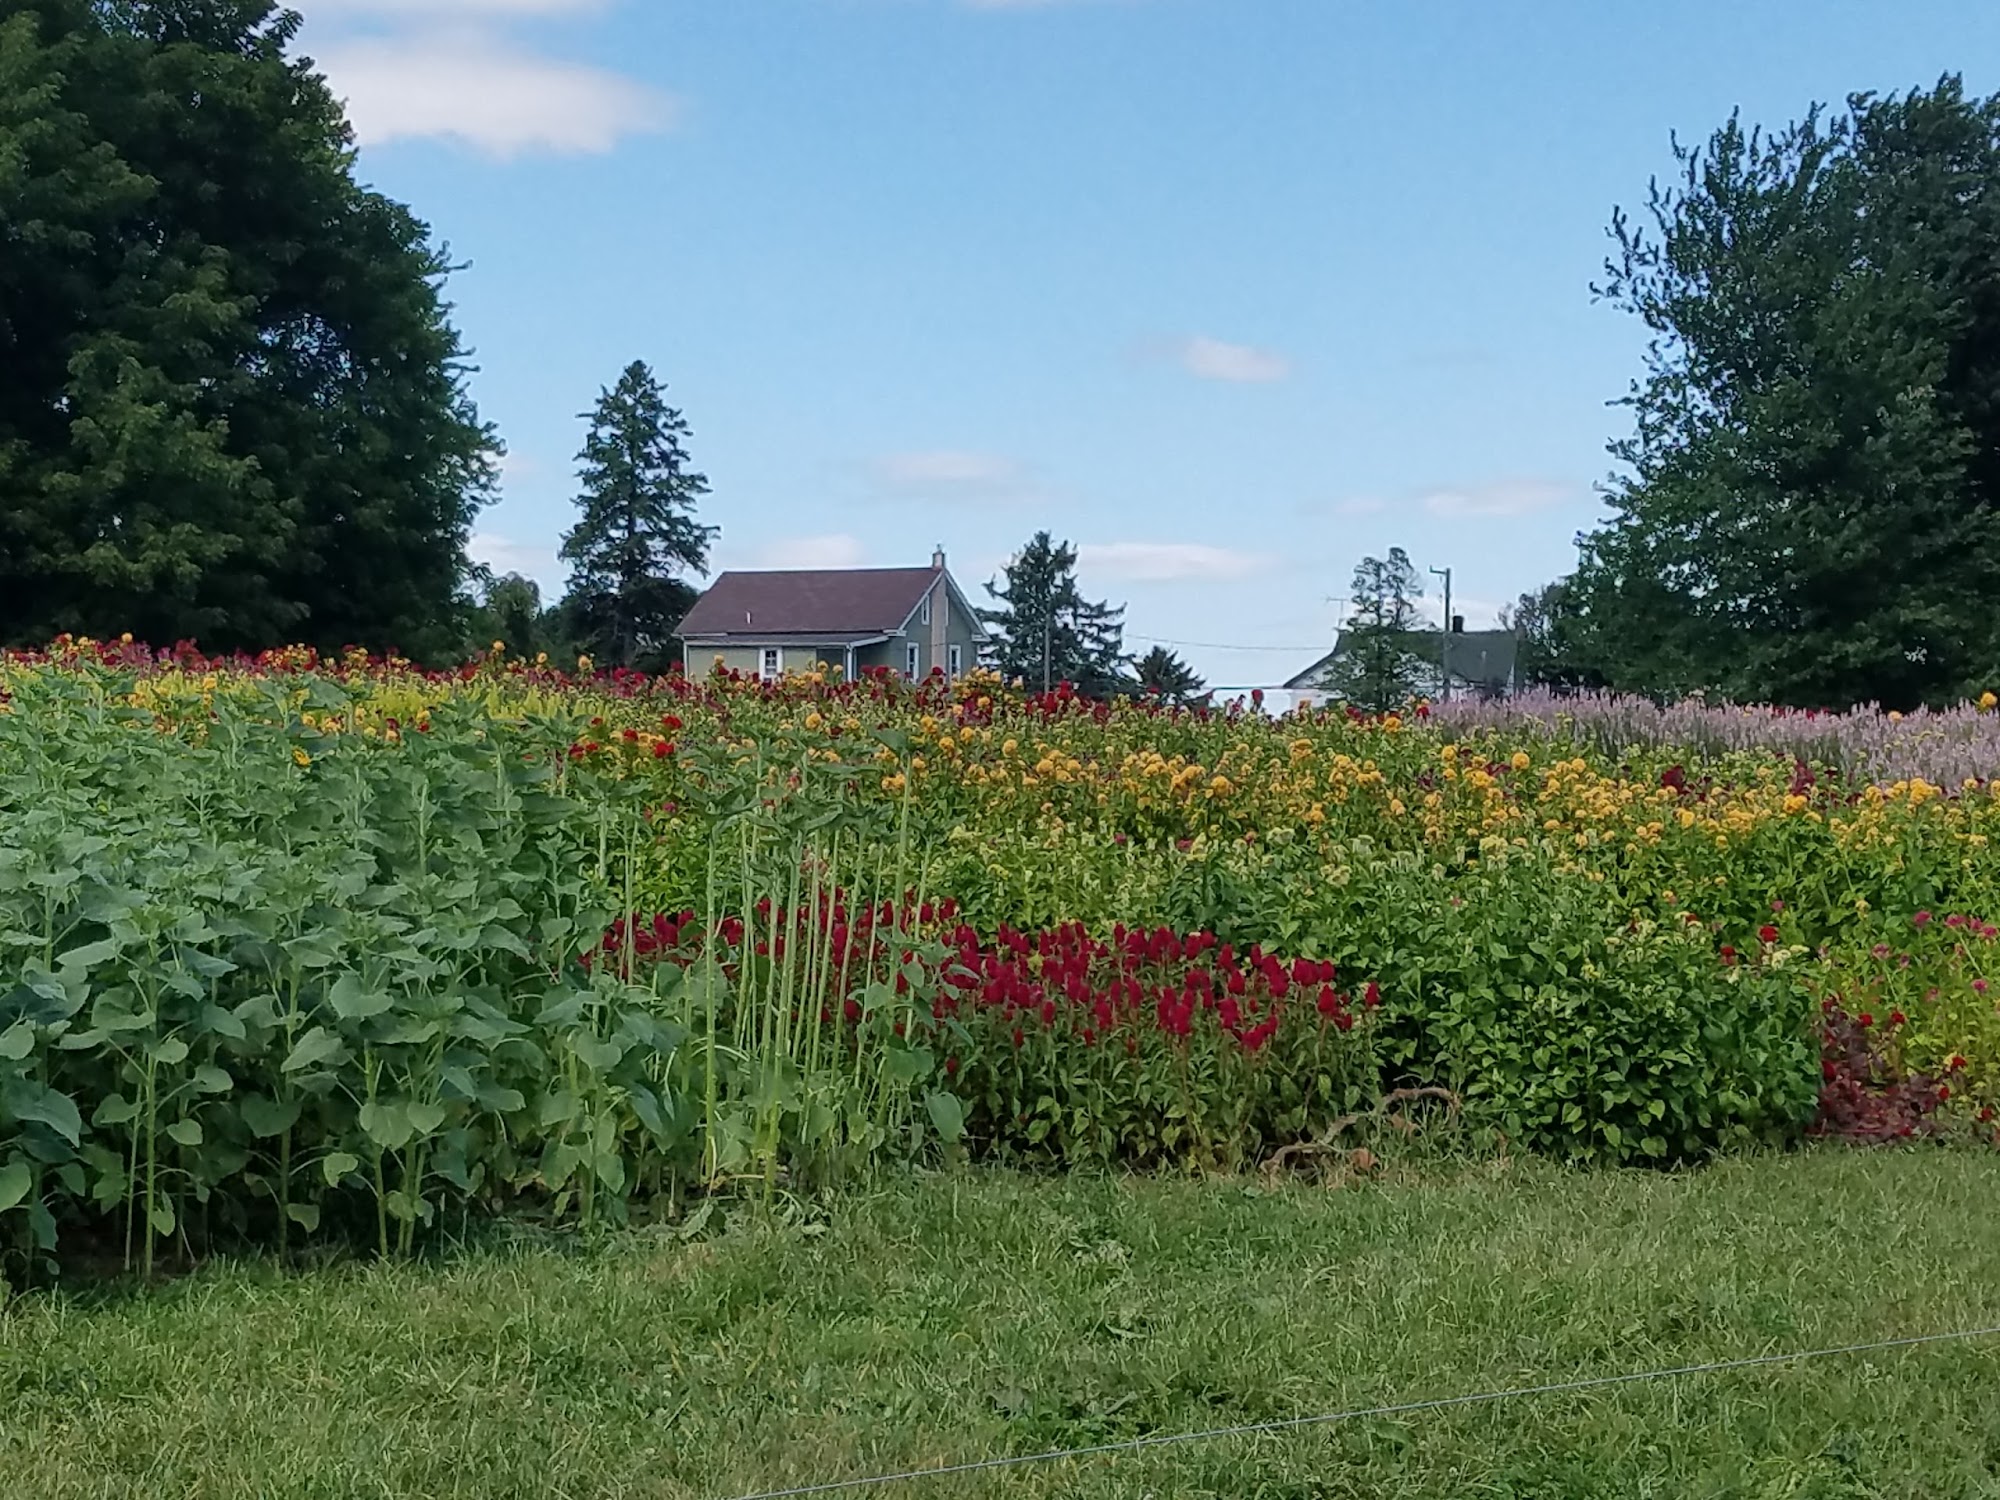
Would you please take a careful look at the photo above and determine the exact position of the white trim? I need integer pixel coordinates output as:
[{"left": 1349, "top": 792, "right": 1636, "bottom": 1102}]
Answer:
[
  {"left": 760, "top": 646, "right": 784, "bottom": 681},
  {"left": 948, "top": 643, "right": 962, "bottom": 678},
  {"left": 919, "top": 595, "right": 931, "bottom": 627},
  {"left": 905, "top": 641, "right": 921, "bottom": 678}
]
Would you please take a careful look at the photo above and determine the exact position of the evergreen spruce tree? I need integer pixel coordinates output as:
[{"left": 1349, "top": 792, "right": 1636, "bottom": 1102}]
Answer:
[
  {"left": 980, "top": 532, "right": 1131, "bottom": 697},
  {"left": 558, "top": 361, "right": 717, "bottom": 670},
  {"left": 1134, "top": 645, "right": 1208, "bottom": 706},
  {"left": 1321, "top": 549, "right": 1430, "bottom": 713}
]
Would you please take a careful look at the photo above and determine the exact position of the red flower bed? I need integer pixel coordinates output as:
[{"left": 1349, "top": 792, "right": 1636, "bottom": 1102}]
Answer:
[{"left": 591, "top": 898, "right": 1381, "bottom": 1170}]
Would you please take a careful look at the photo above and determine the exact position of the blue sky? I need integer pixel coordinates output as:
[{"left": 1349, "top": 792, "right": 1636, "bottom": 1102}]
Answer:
[{"left": 296, "top": 0, "right": 2000, "bottom": 690}]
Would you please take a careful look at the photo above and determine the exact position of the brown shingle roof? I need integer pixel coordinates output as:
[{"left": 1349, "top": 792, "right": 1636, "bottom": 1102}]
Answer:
[{"left": 677, "top": 568, "right": 940, "bottom": 638}]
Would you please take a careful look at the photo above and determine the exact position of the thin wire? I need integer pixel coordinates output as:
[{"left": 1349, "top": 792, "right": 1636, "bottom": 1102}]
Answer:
[
  {"left": 722, "top": 1323, "right": 2000, "bottom": 1500},
  {"left": 1127, "top": 634, "right": 1331, "bottom": 653}
]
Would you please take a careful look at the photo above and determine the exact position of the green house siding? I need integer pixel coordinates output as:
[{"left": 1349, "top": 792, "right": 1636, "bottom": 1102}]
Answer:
[{"left": 678, "top": 565, "right": 987, "bottom": 682}]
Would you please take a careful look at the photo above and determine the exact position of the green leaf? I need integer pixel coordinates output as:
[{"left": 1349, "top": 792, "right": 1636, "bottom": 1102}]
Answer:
[
  {"left": 56, "top": 937, "right": 122, "bottom": 971},
  {"left": 239, "top": 1094, "right": 303, "bottom": 1139},
  {"left": 570, "top": 1034, "right": 624, "bottom": 1071},
  {"left": 283, "top": 1026, "right": 346, "bottom": 1074},
  {"left": 10, "top": 1085, "right": 82, "bottom": 1146},
  {"left": 93, "top": 1093, "right": 139, "bottom": 1127},
  {"left": 0, "top": 1161, "right": 31, "bottom": 1213},
  {"left": 321, "top": 1151, "right": 360, "bottom": 1186},
  {"left": 0, "top": 1021, "right": 33, "bottom": 1062},
  {"left": 329, "top": 973, "right": 393, "bottom": 1021},
  {"left": 193, "top": 1065, "right": 233, "bottom": 1095},
  {"left": 406, "top": 1101, "right": 447, "bottom": 1136},
  {"left": 151, "top": 1036, "right": 189, "bottom": 1066},
  {"left": 358, "top": 1101, "right": 414, "bottom": 1150},
  {"left": 924, "top": 1090, "right": 966, "bottom": 1143},
  {"left": 148, "top": 1201, "right": 176, "bottom": 1237},
  {"left": 165, "top": 1119, "right": 203, "bottom": 1148},
  {"left": 285, "top": 1203, "right": 321, "bottom": 1233}
]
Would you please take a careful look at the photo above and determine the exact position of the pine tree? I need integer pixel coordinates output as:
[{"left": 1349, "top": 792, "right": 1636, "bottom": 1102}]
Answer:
[
  {"left": 558, "top": 361, "right": 717, "bottom": 669},
  {"left": 1134, "top": 645, "right": 1208, "bottom": 707},
  {"left": 980, "top": 532, "right": 1130, "bottom": 697},
  {"left": 0, "top": 0, "right": 498, "bottom": 658},
  {"left": 1321, "top": 549, "right": 1430, "bottom": 713}
]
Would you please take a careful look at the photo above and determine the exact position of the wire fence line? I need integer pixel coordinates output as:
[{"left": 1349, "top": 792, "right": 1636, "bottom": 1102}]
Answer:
[{"left": 721, "top": 1323, "right": 2000, "bottom": 1500}]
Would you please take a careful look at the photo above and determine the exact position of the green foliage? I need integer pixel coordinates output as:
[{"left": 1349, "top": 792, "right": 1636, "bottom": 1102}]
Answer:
[
  {"left": 1320, "top": 549, "right": 1431, "bottom": 712},
  {"left": 468, "top": 573, "right": 563, "bottom": 663},
  {"left": 1506, "top": 580, "right": 1598, "bottom": 692},
  {"left": 1133, "top": 646, "right": 1208, "bottom": 707},
  {"left": 0, "top": 0, "right": 498, "bottom": 659},
  {"left": 0, "top": 673, "right": 959, "bottom": 1275},
  {"left": 558, "top": 360, "right": 716, "bottom": 671},
  {"left": 981, "top": 531, "right": 1132, "bottom": 697},
  {"left": 1373, "top": 869, "right": 1820, "bottom": 1163},
  {"left": 1576, "top": 78, "right": 2000, "bottom": 709}
]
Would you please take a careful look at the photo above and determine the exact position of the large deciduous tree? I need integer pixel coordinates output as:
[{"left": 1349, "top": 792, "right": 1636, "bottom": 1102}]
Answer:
[
  {"left": 557, "top": 360, "right": 716, "bottom": 671},
  {"left": 0, "top": 0, "right": 498, "bottom": 657},
  {"left": 1574, "top": 78, "right": 2000, "bottom": 709},
  {"left": 980, "top": 532, "right": 1130, "bottom": 697}
]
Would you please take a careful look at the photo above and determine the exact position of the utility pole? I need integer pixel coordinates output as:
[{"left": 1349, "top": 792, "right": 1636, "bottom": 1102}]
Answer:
[
  {"left": 1429, "top": 566, "right": 1453, "bottom": 703},
  {"left": 1042, "top": 606, "right": 1052, "bottom": 694}
]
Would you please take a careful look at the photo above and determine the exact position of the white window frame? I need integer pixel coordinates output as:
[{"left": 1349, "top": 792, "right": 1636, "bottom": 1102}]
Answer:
[
  {"left": 919, "top": 595, "right": 931, "bottom": 627},
  {"left": 948, "top": 643, "right": 962, "bottom": 678},
  {"left": 760, "top": 647, "right": 783, "bottom": 682},
  {"left": 905, "top": 642, "right": 921, "bottom": 678}
]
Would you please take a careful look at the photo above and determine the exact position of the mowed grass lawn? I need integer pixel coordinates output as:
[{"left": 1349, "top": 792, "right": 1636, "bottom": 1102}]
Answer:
[{"left": 5, "top": 1152, "right": 2000, "bottom": 1500}]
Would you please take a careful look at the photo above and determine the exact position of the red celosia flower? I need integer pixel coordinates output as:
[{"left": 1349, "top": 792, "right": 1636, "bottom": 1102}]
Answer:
[
  {"left": 1915, "top": 911, "right": 1933, "bottom": 928},
  {"left": 1758, "top": 925, "right": 1778, "bottom": 944},
  {"left": 1362, "top": 982, "right": 1381, "bottom": 1009},
  {"left": 1858, "top": 1012, "right": 1875, "bottom": 1028},
  {"left": 1888, "top": 1010, "right": 1906, "bottom": 1027}
]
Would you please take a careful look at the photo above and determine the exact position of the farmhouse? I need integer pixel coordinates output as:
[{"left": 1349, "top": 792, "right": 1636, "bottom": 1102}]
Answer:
[
  {"left": 676, "top": 548, "right": 989, "bottom": 681},
  {"left": 1285, "top": 626, "right": 1520, "bottom": 707}
]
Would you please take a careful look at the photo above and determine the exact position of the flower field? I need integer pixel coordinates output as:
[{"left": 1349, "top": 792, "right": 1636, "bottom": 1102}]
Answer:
[{"left": 3, "top": 637, "right": 1999, "bottom": 1272}]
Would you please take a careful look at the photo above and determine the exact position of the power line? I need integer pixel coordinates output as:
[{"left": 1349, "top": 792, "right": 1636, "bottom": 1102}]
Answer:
[
  {"left": 721, "top": 1323, "right": 2000, "bottom": 1500},
  {"left": 1128, "top": 634, "right": 1330, "bottom": 653}
]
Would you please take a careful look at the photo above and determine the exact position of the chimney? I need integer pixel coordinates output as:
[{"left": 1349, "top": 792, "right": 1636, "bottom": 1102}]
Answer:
[{"left": 932, "top": 545, "right": 946, "bottom": 571}]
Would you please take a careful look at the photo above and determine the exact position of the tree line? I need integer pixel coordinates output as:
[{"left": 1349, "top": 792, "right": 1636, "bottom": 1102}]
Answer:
[{"left": 8, "top": 6, "right": 1999, "bottom": 709}]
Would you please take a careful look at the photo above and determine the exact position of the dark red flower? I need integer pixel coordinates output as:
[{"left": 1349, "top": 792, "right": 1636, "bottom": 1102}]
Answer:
[{"left": 1758, "top": 925, "right": 1779, "bottom": 944}]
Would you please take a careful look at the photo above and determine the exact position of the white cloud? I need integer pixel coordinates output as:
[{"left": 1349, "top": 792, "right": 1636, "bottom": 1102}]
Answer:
[
  {"left": 747, "top": 535, "right": 869, "bottom": 570},
  {"left": 1419, "top": 479, "right": 1576, "bottom": 519},
  {"left": 313, "top": 32, "right": 675, "bottom": 155},
  {"left": 1079, "top": 542, "right": 1274, "bottom": 582},
  {"left": 874, "top": 450, "right": 1021, "bottom": 488},
  {"left": 1330, "top": 496, "right": 1385, "bottom": 517},
  {"left": 1175, "top": 335, "right": 1291, "bottom": 384},
  {"left": 468, "top": 532, "right": 561, "bottom": 584}
]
